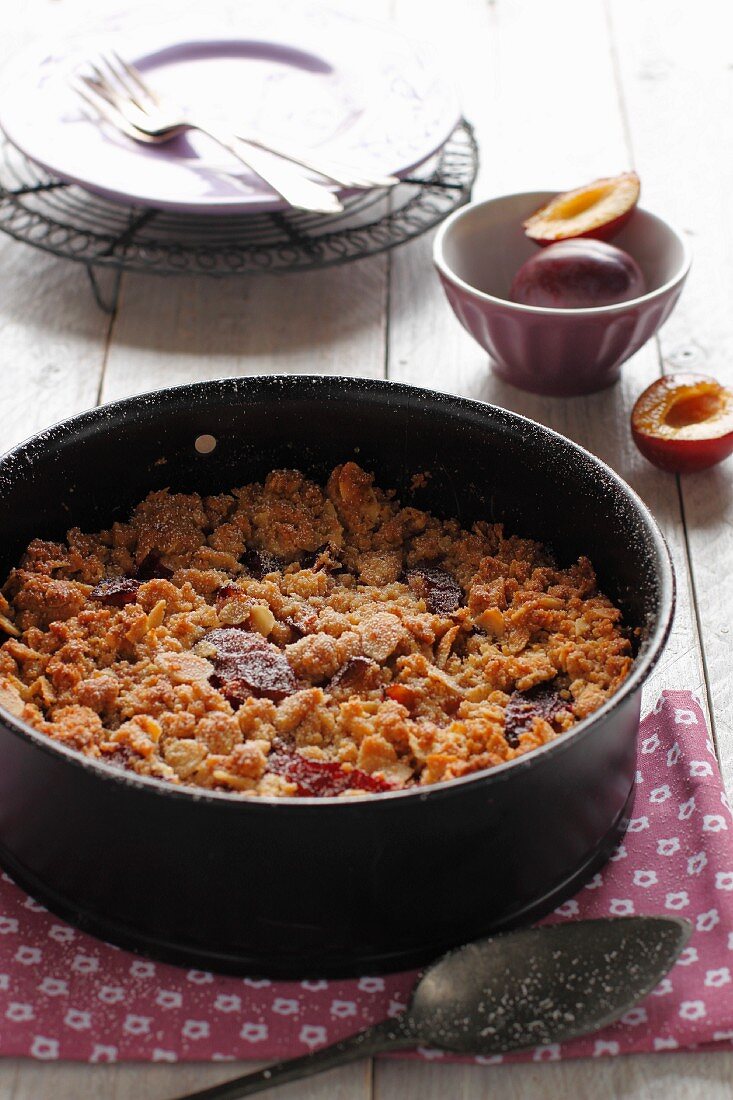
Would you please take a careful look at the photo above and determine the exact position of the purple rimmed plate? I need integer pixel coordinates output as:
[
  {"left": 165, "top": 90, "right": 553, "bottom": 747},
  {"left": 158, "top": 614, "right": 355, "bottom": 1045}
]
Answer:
[{"left": 0, "top": 0, "right": 460, "bottom": 214}]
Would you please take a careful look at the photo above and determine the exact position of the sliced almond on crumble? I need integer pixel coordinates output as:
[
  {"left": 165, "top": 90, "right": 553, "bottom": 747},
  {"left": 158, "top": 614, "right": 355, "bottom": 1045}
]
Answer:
[
  {"left": 249, "top": 604, "right": 275, "bottom": 637},
  {"left": 0, "top": 613, "right": 20, "bottom": 638},
  {"left": 435, "top": 624, "right": 460, "bottom": 669},
  {"left": 358, "top": 612, "right": 405, "bottom": 662},
  {"left": 124, "top": 614, "right": 149, "bottom": 644},
  {"left": 0, "top": 679, "right": 25, "bottom": 717},
  {"left": 163, "top": 737, "right": 208, "bottom": 778},
  {"left": 146, "top": 599, "right": 167, "bottom": 631},
  {"left": 475, "top": 608, "right": 504, "bottom": 637},
  {"left": 156, "top": 651, "right": 214, "bottom": 684}
]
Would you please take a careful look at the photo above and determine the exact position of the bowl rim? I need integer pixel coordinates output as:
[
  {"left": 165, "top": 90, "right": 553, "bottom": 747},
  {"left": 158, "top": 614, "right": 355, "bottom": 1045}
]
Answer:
[
  {"left": 432, "top": 191, "right": 693, "bottom": 317},
  {"left": 0, "top": 374, "right": 676, "bottom": 808}
]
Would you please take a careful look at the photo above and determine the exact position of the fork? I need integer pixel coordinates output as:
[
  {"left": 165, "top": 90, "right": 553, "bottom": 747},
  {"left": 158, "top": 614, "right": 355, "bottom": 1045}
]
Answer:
[
  {"left": 72, "top": 57, "right": 344, "bottom": 214},
  {"left": 105, "top": 50, "right": 399, "bottom": 192}
]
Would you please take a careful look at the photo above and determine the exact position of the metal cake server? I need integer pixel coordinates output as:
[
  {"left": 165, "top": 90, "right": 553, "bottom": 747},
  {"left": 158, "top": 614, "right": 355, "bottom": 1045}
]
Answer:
[{"left": 175, "top": 916, "right": 690, "bottom": 1099}]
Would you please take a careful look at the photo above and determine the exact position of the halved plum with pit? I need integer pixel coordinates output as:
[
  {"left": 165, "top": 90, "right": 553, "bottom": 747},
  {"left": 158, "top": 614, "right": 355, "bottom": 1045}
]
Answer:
[{"left": 631, "top": 373, "right": 733, "bottom": 473}]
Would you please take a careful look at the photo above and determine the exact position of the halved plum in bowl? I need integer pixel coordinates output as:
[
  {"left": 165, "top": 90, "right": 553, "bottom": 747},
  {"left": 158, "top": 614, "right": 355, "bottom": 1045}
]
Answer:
[
  {"left": 631, "top": 373, "right": 733, "bottom": 473},
  {"left": 524, "top": 172, "right": 641, "bottom": 246}
]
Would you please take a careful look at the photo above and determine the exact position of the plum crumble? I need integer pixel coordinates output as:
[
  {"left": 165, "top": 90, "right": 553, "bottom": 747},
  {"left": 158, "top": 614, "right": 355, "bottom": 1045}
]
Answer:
[{"left": 0, "top": 462, "right": 632, "bottom": 797}]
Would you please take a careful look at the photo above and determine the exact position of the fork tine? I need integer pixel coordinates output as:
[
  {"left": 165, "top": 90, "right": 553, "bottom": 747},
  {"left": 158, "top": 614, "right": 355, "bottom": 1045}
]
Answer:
[
  {"left": 96, "top": 52, "right": 142, "bottom": 101},
  {"left": 78, "top": 67, "right": 159, "bottom": 134},
  {"left": 80, "top": 71, "right": 121, "bottom": 108},
  {"left": 71, "top": 76, "right": 115, "bottom": 116},
  {"left": 88, "top": 55, "right": 154, "bottom": 123},
  {"left": 109, "top": 49, "right": 161, "bottom": 106},
  {"left": 79, "top": 71, "right": 145, "bottom": 122},
  {"left": 86, "top": 56, "right": 137, "bottom": 109},
  {"left": 87, "top": 62, "right": 113, "bottom": 90},
  {"left": 70, "top": 77, "right": 149, "bottom": 141}
]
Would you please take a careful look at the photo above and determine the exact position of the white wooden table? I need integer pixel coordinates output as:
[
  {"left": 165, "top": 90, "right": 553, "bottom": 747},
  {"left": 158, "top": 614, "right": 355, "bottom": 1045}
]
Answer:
[{"left": 2, "top": 0, "right": 732, "bottom": 1096}]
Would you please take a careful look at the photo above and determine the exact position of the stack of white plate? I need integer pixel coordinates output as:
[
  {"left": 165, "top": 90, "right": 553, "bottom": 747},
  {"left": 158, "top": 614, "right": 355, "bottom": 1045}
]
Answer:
[{"left": 0, "top": 0, "right": 460, "bottom": 217}]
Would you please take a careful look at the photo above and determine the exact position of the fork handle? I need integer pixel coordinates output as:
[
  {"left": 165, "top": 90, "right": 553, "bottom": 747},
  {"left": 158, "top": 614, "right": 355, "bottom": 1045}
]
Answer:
[
  {"left": 190, "top": 123, "right": 343, "bottom": 214},
  {"left": 235, "top": 135, "right": 398, "bottom": 189}
]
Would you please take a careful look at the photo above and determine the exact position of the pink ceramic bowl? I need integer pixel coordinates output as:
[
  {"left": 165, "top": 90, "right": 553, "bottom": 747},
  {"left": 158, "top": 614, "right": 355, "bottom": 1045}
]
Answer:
[{"left": 433, "top": 192, "right": 691, "bottom": 396}]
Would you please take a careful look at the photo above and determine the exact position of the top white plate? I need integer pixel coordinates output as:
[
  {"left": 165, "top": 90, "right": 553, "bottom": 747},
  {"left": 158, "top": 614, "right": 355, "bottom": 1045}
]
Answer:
[{"left": 0, "top": 0, "right": 460, "bottom": 214}]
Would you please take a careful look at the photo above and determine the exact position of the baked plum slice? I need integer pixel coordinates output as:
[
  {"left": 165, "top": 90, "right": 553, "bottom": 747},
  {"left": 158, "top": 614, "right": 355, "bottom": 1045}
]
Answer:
[
  {"left": 504, "top": 686, "right": 568, "bottom": 748},
  {"left": 241, "top": 548, "right": 284, "bottom": 579},
  {"left": 203, "top": 627, "right": 297, "bottom": 703},
  {"left": 137, "top": 550, "right": 173, "bottom": 580},
  {"left": 299, "top": 542, "right": 345, "bottom": 572},
  {"left": 267, "top": 747, "right": 393, "bottom": 796},
  {"left": 328, "top": 656, "right": 381, "bottom": 693},
  {"left": 90, "top": 578, "right": 141, "bottom": 607},
  {"left": 405, "top": 564, "right": 462, "bottom": 615}
]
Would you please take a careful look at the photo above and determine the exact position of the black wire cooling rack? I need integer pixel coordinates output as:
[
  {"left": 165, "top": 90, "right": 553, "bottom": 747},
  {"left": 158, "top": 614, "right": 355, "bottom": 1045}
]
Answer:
[{"left": 0, "top": 120, "right": 478, "bottom": 313}]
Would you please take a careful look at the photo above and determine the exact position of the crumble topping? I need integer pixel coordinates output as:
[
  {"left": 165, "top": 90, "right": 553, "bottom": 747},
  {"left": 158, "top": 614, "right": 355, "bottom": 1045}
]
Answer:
[{"left": 0, "top": 462, "right": 633, "bottom": 797}]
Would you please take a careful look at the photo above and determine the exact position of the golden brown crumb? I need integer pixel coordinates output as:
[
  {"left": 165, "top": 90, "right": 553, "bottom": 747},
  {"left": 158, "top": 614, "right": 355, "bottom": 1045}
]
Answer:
[{"left": 0, "top": 464, "right": 632, "bottom": 797}]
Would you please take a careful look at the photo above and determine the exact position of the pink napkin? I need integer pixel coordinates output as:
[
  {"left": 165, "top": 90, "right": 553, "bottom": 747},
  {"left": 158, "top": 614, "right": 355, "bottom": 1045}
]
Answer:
[{"left": 0, "top": 689, "right": 732, "bottom": 1065}]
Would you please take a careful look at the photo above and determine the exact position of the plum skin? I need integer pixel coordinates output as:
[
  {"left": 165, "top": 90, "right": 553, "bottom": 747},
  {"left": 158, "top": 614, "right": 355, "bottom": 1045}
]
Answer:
[
  {"left": 509, "top": 239, "right": 646, "bottom": 309},
  {"left": 632, "top": 427, "right": 733, "bottom": 473}
]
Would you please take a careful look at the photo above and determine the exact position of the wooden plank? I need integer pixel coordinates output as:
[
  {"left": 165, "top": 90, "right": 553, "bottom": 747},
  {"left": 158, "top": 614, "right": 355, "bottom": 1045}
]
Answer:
[
  {"left": 0, "top": 245, "right": 108, "bottom": 450},
  {"left": 374, "top": 1051, "right": 733, "bottom": 1100},
  {"left": 0, "top": 1059, "right": 371, "bottom": 1099},
  {"left": 99, "top": 261, "right": 388, "bottom": 404},
  {"left": 6, "top": 1049, "right": 731, "bottom": 1100},
  {"left": 607, "top": 0, "right": 733, "bottom": 784}
]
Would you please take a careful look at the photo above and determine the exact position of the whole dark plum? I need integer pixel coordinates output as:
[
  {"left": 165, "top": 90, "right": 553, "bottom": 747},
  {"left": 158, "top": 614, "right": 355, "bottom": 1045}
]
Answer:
[{"left": 509, "top": 239, "right": 646, "bottom": 309}]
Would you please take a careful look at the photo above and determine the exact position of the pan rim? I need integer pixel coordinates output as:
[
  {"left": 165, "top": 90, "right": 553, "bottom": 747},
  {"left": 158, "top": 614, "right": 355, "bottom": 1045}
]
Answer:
[{"left": 0, "top": 374, "right": 675, "bottom": 807}]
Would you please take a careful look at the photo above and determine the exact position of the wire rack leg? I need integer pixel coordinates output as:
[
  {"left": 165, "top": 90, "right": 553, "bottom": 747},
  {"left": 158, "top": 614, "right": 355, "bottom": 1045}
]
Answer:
[{"left": 85, "top": 264, "right": 122, "bottom": 315}]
